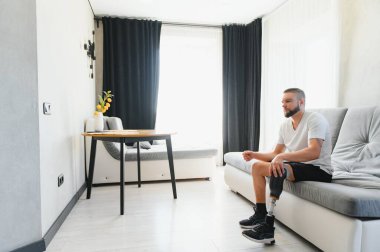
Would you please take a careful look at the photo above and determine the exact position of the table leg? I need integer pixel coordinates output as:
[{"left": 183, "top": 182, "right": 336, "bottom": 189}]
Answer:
[
  {"left": 137, "top": 141, "right": 141, "bottom": 187},
  {"left": 166, "top": 136, "right": 177, "bottom": 199},
  {"left": 86, "top": 138, "right": 97, "bottom": 199},
  {"left": 120, "top": 139, "right": 125, "bottom": 215}
]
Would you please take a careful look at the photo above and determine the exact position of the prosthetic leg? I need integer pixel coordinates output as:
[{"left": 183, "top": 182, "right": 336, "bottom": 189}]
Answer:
[
  {"left": 263, "top": 168, "right": 288, "bottom": 244},
  {"left": 268, "top": 168, "right": 287, "bottom": 215},
  {"left": 242, "top": 168, "right": 288, "bottom": 245}
]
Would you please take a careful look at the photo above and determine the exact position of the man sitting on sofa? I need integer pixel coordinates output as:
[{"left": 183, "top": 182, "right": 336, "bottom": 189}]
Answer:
[{"left": 240, "top": 88, "right": 333, "bottom": 244}]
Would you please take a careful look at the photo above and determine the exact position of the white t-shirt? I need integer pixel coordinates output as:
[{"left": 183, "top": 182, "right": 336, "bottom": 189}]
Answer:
[{"left": 277, "top": 111, "right": 332, "bottom": 174}]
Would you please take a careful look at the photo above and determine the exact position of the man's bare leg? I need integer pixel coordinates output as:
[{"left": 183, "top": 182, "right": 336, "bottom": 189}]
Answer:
[
  {"left": 239, "top": 161, "right": 271, "bottom": 229},
  {"left": 252, "top": 161, "right": 271, "bottom": 203}
]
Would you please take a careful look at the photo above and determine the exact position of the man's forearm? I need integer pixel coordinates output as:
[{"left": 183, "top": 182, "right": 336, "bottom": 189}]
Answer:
[
  {"left": 252, "top": 152, "right": 277, "bottom": 162},
  {"left": 278, "top": 148, "right": 320, "bottom": 163}
]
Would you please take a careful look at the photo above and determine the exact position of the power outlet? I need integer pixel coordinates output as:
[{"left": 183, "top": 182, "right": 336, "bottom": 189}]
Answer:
[
  {"left": 43, "top": 102, "right": 52, "bottom": 115},
  {"left": 58, "top": 174, "right": 64, "bottom": 187}
]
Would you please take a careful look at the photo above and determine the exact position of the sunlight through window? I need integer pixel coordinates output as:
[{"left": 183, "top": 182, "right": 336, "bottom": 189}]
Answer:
[{"left": 156, "top": 25, "right": 223, "bottom": 163}]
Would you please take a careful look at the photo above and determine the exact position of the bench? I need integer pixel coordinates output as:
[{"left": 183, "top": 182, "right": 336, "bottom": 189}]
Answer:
[{"left": 85, "top": 117, "right": 217, "bottom": 184}]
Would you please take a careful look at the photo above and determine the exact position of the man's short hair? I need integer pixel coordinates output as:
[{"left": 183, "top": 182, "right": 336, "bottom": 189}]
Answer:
[{"left": 284, "top": 88, "right": 305, "bottom": 100}]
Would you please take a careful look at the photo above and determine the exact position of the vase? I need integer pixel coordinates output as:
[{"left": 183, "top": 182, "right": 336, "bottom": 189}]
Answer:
[{"left": 94, "top": 113, "right": 104, "bottom": 131}]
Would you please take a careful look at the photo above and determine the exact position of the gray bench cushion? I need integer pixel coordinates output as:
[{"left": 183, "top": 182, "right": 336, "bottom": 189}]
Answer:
[
  {"left": 125, "top": 145, "right": 217, "bottom": 161},
  {"left": 283, "top": 180, "right": 380, "bottom": 218},
  {"left": 105, "top": 143, "right": 217, "bottom": 161},
  {"left": 101, "top": 116, "right": 217, "bottom": 161}
]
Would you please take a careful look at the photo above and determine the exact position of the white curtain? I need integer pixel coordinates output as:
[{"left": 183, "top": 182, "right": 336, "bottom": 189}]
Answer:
[
  {"left": 260, "top": 0, "right": 340, "bottom": 151},
  {"left": 156, "top": 24, "right": 223, "bottom": 164}
]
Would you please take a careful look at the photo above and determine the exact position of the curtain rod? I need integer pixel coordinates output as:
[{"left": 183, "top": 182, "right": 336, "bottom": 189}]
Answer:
[
  {"left": 162, "top": 21, "right": 221, "bottom": 29},
  {"left": 94, "top": 16, "right": 221, "bottom": 29},
  {"left": 88, "top": 0, "right": 95, "bottom": 16}
]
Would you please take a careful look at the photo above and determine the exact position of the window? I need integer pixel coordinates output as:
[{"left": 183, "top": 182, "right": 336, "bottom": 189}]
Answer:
[{"left": 156, "top": 25, "right": 223, "bottom": 164}]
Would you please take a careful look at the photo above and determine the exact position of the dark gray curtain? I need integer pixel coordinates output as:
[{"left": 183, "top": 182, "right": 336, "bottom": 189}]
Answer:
[
  {"left": 222, "top": 18, "right": 262, "bottom": 155},
  {"left": 102, "top": 17, "right": 162, "bottom": 129}
]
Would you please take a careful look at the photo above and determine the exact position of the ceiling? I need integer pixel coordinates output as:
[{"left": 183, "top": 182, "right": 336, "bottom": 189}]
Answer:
[{"left": 89, "top": 0, "right": 287, "bottom": 26}]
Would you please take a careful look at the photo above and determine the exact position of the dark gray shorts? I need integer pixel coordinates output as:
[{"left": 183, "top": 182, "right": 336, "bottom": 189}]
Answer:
[{"left": 285, "top": 162, "right": 332, "bottom": 182}]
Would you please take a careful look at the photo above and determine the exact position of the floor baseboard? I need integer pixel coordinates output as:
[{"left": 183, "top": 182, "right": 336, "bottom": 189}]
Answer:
[
  {"left": 10, "top": 239, "right": 45, "bottom": 252},
  {"left": 11, "top": 183, "right": 87, "bottom": 252}
]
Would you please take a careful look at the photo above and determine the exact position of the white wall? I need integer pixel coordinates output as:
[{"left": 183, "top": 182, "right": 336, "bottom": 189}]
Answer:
[
  {"left": 0, "top": 1, "right": 41, "bottom": 251},
  {"left": 260, "top": 0, "right": 380, "bottom": 150},
  {"left": 95, "top": 21, "right": 104, "bottom": 100},
  {"left": 339, "top": 0, "right": 380, "bottom": 107},
  {"left": 36, "top": 0, "right": 95, "bottom": 235},
  {"left": 260, "top": 0, "right": 339, "bottom": 151}
]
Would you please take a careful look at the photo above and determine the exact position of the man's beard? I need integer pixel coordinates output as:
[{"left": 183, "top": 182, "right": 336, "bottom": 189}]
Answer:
[{"left": 285, "top": 105, "right": 300, "bottom": 118}]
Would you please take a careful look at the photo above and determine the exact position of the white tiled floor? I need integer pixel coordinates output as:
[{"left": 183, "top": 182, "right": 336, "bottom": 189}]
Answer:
[{"left": 46, "top": 167, "right": 320, "bottom": 252}]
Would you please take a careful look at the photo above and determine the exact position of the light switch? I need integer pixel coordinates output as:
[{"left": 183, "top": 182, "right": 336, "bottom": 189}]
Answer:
[{"left": 43, "top": 102, "right": 51, "bottom": 115}]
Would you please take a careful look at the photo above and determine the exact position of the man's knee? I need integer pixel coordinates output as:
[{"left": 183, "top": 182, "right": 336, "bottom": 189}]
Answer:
[
  {"left": 251, "top": 162, "right": 258, "bottom": 174},
  {"left": 251, "top": 161, "right": 268, "bottom": 176}
]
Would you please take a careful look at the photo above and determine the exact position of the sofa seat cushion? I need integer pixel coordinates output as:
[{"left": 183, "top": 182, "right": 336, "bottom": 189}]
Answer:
[
  {"left": 332, "top": 106, "right": 380, "bottom": 189},
  {"left": 284, "top": 180, "right": 380, "bottom": 218},
  {"left": 224, "top": 152, "right": 380, "bottom": 218},
  {"left": 224, "top": 152, "right": 254, "bottom": 174}
]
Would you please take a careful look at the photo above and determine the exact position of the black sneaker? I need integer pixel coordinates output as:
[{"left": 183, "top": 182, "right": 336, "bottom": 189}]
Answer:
[
  {"left": 239, "top": 212, "right": 266, "bottom": 229},
  {"left": 242, "top": 222, "right": 275, "bottom": 244}
]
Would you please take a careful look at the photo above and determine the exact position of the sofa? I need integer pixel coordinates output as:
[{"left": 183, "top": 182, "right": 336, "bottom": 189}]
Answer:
[
  {"left": 85, "top": 116, "right": 217, "bottom": 184},
  {"left": 224, "top": 106, "right": 380, "bottom": 252}
]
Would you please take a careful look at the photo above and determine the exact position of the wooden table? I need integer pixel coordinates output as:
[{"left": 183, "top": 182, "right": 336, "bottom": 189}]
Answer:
[{"left": 82, "top": 130, "right": 177, "bottom": 215}]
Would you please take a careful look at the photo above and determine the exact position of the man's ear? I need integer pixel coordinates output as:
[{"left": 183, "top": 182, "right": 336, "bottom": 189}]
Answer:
[{"left": 299, "top": 98, "right": 305, "bottom": 106}]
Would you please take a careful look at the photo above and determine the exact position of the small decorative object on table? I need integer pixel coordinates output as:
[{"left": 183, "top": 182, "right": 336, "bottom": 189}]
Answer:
[{"left": 93, "top": 90, "right": 114, "bottom": 131}]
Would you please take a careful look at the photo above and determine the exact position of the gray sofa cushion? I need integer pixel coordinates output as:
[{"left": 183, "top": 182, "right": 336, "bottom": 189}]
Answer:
[
  {"left": 283, "top": 180, "right": 380, "bottom": 218},
  {"left": 309, "top": 108, "right": 348, "bottom": 150},
  {"left": 332, "top": 106, "right": 380, "bottom": 189}
]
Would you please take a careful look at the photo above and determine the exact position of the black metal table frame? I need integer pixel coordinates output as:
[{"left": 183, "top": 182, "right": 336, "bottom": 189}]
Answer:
[{"left": 86, "top": 135, "right": 177, "bottom": 215}]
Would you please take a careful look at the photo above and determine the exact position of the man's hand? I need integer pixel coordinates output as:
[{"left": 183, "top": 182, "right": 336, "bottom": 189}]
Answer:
[
  {"left": 242, "top": 151, "right": 256, "bottom": 161},
  {"left": 270, "top": 154, "right": 285, "bottom": 177}
]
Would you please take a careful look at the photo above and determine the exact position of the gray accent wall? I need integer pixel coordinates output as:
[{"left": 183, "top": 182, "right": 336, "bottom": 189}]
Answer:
[
  {"left": 0, "top": 0, "right": 42, "bottom": 251},
  {"left": 0, "top": 0, "right": 95, "bottom": 251}
]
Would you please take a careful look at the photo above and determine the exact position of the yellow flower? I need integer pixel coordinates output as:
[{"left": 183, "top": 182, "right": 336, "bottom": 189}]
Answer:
[
  {"left": 94, "top": 90, "right": 114, "bottom": 115},
  {"left": 93, "top": 111, "right": 98, "bottom": 116}
]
